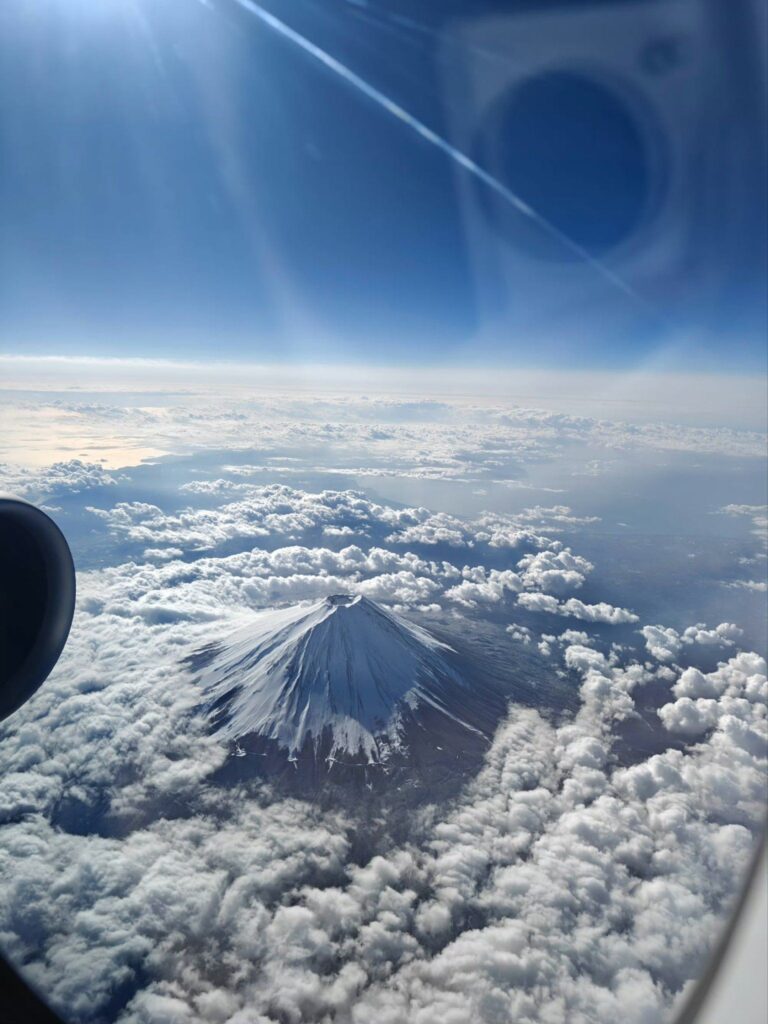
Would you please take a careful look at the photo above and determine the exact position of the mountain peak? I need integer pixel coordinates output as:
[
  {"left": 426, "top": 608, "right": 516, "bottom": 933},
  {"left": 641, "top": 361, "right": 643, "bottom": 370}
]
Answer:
[
  {"left": 323, "top": 593, "right": 359, "bottom": 607},
  {"left": 193, "top": 596, "right": 483, "bottom": 764}
]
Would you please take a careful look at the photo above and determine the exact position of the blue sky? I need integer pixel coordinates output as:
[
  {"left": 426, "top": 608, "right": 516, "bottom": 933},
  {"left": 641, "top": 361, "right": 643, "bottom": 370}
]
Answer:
[{"left": 0, "top": 0, "right": 765, "bottom": 370}]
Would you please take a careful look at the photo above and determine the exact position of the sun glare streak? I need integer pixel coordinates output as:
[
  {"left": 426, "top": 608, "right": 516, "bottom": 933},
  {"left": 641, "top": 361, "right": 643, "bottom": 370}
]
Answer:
[{"left": 222, "top": 0, "right": 647, "bottom": 308}]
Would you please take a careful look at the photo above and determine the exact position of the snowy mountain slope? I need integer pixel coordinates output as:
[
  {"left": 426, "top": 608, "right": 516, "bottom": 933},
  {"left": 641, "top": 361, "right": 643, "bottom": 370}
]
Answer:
[{"left": 193, "top": 594, "right": 487, "bottom": 763}]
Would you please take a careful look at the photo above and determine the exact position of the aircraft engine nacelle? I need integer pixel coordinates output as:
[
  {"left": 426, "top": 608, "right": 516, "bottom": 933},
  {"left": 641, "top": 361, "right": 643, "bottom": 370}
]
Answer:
[{"left": 0, "top": 496, "right": 75, "bottom": 721}]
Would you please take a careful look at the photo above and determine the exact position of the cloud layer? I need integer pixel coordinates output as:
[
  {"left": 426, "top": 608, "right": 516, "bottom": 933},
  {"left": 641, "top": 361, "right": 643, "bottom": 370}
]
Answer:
[
  {"left": 0, "top": 392, "right": 765, "bottom": 1024},
  {"left": 1, "top": 594, "right": 763, "bottom": 1023}
]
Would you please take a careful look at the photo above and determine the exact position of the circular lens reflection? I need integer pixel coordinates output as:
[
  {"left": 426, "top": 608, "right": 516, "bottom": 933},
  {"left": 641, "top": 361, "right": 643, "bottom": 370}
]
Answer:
[{"left": 476, "top": 70, "right": 658, "bottom": 259}]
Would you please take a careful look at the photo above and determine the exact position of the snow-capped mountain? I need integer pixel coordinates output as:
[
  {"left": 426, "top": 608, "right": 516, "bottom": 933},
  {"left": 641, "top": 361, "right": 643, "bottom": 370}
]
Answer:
[{"left": 193, "top": 594, "right": 494, "bottom": 767}]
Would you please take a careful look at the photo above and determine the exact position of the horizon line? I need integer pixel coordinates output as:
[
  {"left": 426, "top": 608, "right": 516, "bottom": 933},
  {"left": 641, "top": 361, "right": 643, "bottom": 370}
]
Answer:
[{"left": 1, "top": 352, "right": 766, "bottom": 380}]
